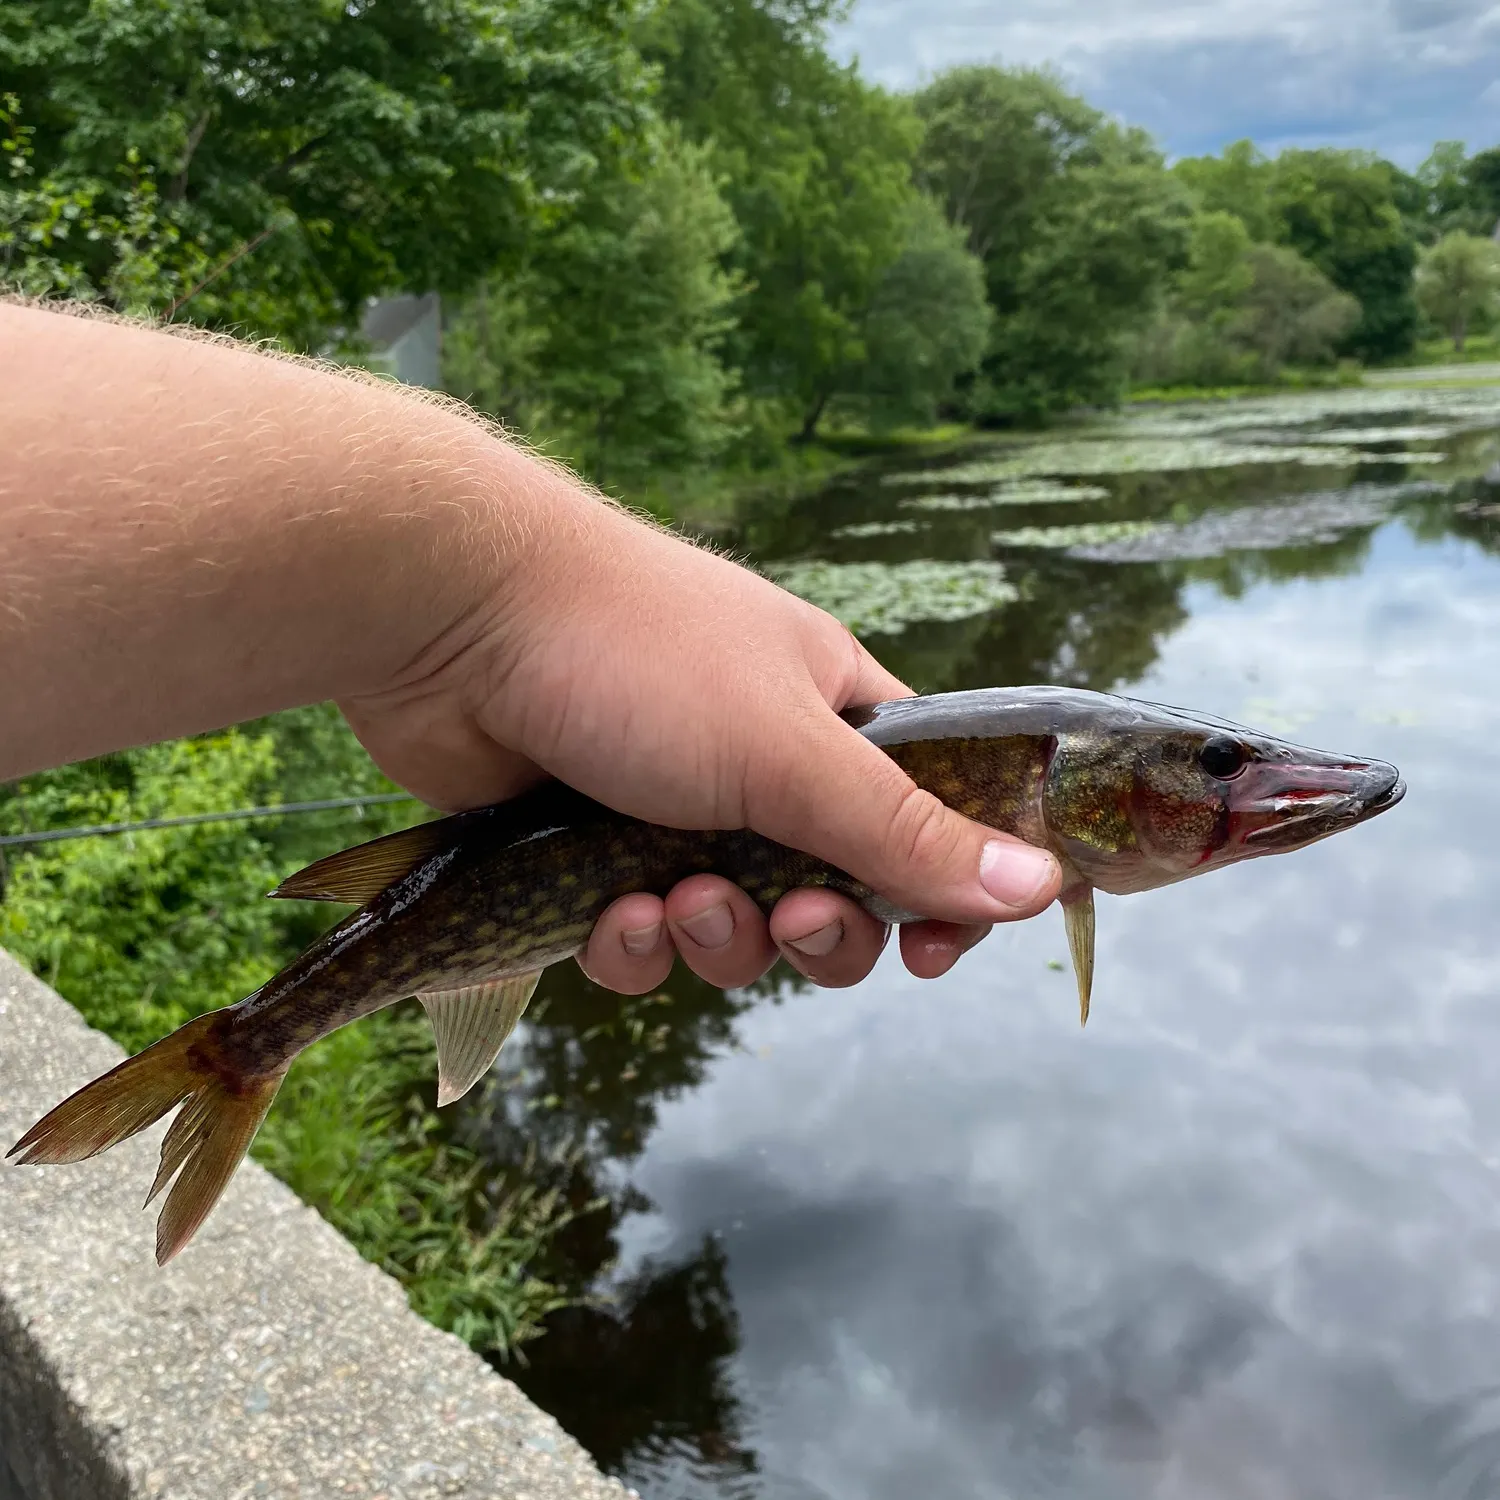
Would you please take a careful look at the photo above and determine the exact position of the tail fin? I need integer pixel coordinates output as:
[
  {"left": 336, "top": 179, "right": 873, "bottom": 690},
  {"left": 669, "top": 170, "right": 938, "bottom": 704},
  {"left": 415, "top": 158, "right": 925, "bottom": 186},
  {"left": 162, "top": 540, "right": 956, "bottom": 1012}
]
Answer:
[{"left": 7, "top": 1014, "right": 284, "bottom": 1265}]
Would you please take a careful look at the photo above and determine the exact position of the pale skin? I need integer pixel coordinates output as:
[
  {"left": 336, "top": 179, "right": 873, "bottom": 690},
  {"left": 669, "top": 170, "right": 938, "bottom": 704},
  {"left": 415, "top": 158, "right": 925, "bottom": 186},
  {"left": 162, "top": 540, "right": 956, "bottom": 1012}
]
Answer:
[{"left": 0, "top": 302, "right": 1062, "bottom": 995}]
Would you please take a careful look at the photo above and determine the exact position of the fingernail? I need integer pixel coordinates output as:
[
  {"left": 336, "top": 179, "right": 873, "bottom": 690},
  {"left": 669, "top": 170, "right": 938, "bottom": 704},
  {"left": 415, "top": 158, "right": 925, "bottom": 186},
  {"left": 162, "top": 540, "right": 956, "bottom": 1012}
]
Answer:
[
  {"left": 784, "top": 920, "right": 843, "bottom": 960},
  {"left": 621, "top": 920, "right": 663, "bottom": 958},
  {"left": 979, "top": 840, "right": 1059, "bottom": 910},
  {"left": 677, "top": 902, "right": 734, "bottom": 951}
]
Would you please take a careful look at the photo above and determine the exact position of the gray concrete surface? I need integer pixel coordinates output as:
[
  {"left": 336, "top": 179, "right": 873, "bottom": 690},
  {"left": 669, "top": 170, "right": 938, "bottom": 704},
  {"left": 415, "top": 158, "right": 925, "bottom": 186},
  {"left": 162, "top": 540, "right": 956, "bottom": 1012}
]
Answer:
[{"left": 0, "top": 948, "right": 634, "bottom": 1500}]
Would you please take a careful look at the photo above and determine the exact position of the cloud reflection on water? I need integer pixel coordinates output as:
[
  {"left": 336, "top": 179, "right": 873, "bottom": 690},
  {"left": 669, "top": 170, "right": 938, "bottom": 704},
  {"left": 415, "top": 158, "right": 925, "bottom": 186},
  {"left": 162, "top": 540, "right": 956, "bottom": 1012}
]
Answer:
[{"left": 599, "top": 521, "right": 1500, "bottom": 1498}]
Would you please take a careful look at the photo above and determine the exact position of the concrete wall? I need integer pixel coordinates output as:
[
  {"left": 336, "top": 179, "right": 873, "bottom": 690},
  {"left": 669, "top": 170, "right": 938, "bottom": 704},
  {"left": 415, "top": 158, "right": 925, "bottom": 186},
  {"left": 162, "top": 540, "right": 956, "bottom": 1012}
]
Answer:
[{"left": 0, "top": 949, "right": 634, "bottom": 1500}]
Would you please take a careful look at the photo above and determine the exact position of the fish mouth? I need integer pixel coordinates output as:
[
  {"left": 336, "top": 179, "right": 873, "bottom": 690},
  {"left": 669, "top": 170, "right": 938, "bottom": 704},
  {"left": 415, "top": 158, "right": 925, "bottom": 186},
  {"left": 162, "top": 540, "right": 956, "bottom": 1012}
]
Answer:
[{"left": 1231, "top": 757, "right": 1404, "bottom": 853}]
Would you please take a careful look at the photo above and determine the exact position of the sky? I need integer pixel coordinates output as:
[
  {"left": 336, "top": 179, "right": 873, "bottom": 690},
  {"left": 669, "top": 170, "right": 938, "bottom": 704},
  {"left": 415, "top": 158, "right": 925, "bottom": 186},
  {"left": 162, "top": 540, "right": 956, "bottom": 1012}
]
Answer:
[{"left": 832, "top": 0, "right": 1500, "bottom": 165}]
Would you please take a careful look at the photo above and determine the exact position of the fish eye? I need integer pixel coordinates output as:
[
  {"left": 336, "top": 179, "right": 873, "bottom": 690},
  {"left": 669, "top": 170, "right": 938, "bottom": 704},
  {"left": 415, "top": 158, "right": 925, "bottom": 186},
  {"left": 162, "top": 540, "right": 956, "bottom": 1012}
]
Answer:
[{"left": 1198, "top": 736, "right": 1249, "bottom": 780}]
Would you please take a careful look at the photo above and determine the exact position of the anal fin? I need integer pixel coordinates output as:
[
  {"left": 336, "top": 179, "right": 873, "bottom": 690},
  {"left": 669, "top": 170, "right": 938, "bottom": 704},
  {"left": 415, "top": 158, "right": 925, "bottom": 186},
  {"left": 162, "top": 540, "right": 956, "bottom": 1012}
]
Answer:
[
  {"left": 420, "top": 972, "right": 543, "bottom": 1106},
  {"left": 1063, "top": 886, "right": 1096, "bottom": 1028}
]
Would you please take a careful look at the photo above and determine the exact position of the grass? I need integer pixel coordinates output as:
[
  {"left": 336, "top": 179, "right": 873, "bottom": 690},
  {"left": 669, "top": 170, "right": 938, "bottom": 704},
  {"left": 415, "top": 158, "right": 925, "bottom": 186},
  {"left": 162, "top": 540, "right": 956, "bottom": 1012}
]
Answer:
[
  {"left": 1375, "top": 334, "right": 1500, "bottom": 368},
  {"left": 254, "top": 1009, "right": 583, "bottom": 1359},
  {"left": 1125, "top": 364, "right": 1365, "bottom": 406}
]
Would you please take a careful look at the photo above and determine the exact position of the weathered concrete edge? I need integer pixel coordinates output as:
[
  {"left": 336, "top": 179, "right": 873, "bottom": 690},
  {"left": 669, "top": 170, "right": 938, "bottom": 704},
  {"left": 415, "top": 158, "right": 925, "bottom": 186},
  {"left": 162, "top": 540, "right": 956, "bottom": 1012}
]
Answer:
[{"left": 0, "top": 948, "right": 634, "bottom": 1500}]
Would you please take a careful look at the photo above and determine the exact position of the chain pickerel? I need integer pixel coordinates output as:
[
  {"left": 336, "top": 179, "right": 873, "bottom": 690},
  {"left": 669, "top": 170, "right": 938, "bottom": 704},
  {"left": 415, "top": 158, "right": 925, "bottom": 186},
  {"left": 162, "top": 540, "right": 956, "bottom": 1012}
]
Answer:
[{"left": 8, "top": 687, "right": 1404, "bottom": 1262}]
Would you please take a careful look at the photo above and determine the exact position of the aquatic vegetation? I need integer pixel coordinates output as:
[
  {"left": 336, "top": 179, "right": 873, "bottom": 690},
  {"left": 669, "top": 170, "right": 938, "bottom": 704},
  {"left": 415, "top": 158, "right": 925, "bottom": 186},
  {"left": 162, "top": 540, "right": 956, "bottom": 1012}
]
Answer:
[
  {"left": 1066, "top": 486, "right": 1431, "bottom": 562},
  {"left": 767, "top": 559, "right": 1017, "bottom": 635},
  {"left": 1305, "top": 425, "right": 1457, "bottom": 444},
  {"left": 1122, "top": 383, "right": 1500, "bottom": 440},
  {"left": 902, "top": 438, "right": 1454, "bottom": 484},
  {"left": 990, "top": 521, "right": 1163, "bottom": 550},
  {"left": 898, "top": 482, "right": 1112, "bottom": 510},
  {"left": 868, "top": 387, "right": 1500, "bottom": 500},
  {"left": 827, "top": 519, "right": 926, "bottom": 538}
]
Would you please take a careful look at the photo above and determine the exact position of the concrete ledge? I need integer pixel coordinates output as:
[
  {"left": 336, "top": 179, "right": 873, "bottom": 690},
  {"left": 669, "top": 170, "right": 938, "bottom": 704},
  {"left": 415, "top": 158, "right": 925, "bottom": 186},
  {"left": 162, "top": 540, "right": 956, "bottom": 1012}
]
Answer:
[{"left": 0, "top": 949, "right": 633, "bottom": 1500}]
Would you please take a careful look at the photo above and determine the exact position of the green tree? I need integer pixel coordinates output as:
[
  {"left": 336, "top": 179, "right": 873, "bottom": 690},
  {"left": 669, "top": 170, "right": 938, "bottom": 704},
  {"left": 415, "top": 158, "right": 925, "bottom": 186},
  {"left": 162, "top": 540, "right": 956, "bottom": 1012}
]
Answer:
[
  {"left": 1415, "top": 231, "right": 1500, "bottom": 351},
  {"left": 1, "top": 94, "right": 206, "bottom": 312},
  {"left": 914, "top": 66, "right": 1102, "bottom": 266},
  {"left": 1467, "top": 148, "right": 1500, "bottom": 232},
  {"left": 1269, "top": 148, "right": 1420, "bottom": 360},
  {"left": 447, "top": 131, "right": 743, "bottom": 484},
  {"left": 1172, "top": 140, "right": 1276, "bottom": 242},
  {"left": 810, "top": 194, "right": 990, "bottom": 433},
  {"left": 916, "top": 65, "right": 1189, "bottom": 421},
  {"left": 729, "top": 68, "right": 923, "bottom": 435},
  {"left": 1131, "top": 212, "right": 1357, "bottom": 388},
  {"left": 641, "top": 0, "right": 926, "bottom": 439},
  {"left": 1234, "top": 242, "right": 1360, "bottom": 372},
  {"left": 1174, "top": 211, "right": 1256, "bottom": 323},
  {"left": 2, "top": 0, "right": 648, "bottom": 343},
  {"left": 1417, "top": 141, "right": 1475, "bottom": 232}
]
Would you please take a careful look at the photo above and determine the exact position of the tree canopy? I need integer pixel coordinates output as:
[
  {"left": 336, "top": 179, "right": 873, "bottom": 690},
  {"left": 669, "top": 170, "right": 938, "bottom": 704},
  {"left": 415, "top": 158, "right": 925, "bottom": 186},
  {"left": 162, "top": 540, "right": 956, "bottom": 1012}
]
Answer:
[
  {"left": 1415, "top": 232, "right": 1500, "bottom": 351},
  {"left": 2, "top": 0, "right": 649, "bottom": 343},
  {"left": 3, "top": 0, "right": 1497, "bottom": 467},
  {"left": 1173, "top": 142, "right": 1422, "bottom": 362},
  {"left": 916, "top": 66, "right": 1189, "bottom": 421}
]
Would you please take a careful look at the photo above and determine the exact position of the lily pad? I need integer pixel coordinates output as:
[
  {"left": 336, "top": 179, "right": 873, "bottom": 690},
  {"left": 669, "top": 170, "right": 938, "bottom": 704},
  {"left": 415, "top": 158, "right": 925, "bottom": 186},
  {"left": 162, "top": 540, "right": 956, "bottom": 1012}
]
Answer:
[
  {"left": 828, "top": 519, "right": 926, "bottom": 539},
  {"left": 991, "top": 521, "right": 1162, "bottom": 550},
  {"left": 1064, "top": 485, "right": 1435, "bottom": 562},
  {"left": 767, "top": 559, "right": 1018, "bottom": 636},
  {"left": 899, "top": 482, "right": 1112, "bottom": 511},
  {"left": 921, "top": 438, "right": 1458, "bottom": 482}
]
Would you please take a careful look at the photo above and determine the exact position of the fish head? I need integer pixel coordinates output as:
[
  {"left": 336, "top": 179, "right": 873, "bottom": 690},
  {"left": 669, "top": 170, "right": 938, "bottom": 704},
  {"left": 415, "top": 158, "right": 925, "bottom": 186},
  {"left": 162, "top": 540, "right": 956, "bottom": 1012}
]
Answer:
[{"left": 1043, "top": 703, "right": 1404, "bottom": 896}]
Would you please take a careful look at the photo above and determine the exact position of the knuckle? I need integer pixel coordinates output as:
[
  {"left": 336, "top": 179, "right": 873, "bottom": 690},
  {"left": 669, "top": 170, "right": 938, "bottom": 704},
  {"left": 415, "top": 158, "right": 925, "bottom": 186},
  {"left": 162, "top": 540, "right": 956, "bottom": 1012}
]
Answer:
[{"left": 882, "top": 782, "right": 969, "bottom": 879}]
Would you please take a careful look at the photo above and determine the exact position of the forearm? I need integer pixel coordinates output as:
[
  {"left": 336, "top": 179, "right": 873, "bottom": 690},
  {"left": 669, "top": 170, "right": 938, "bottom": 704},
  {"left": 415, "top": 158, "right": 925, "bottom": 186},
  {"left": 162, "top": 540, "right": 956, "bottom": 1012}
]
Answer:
[{"left": 0, "top": 302, "right": 578, "bottom": 780}]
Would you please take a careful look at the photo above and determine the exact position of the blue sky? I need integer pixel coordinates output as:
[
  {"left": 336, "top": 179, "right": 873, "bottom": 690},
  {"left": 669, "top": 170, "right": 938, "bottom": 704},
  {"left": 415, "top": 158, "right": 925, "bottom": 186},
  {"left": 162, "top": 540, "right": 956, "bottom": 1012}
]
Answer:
[{"left": 833, "top": 0, "right": 1500, "bottom": 166}]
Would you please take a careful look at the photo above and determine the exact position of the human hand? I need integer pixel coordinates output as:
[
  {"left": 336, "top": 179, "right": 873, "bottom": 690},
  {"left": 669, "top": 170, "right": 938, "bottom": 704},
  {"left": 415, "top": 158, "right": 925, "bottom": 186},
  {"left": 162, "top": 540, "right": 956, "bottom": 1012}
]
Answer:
[
  {"left": 340, "top": 479, "right": 1061, "bottom": 995},
  {"left": 0, "top": 306, "right": 1056, "bottom": 997}
]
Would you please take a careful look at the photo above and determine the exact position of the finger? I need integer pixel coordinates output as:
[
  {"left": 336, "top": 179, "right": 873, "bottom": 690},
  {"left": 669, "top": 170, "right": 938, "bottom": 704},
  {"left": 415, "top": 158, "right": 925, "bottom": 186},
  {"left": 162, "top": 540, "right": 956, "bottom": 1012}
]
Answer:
[
  {"left": 795, "top": 604, "right": 913, "bottom": 712},
  {"left": 899, "top": 920, "right": 993, "bottom": 980},
  {"left": 746, "top": 709, "right": 1063, "bottom": 929},
  {"left": 580, "top": 891, "right": 674, "bottom": 994},
  {"left": 340, "top": 693, "right": 546, "bottom": 812},
  {"left": 769, "top": 887, "right": 889, "bottom": 988},
  {"left": 664, "top": 875, "right": 779, "bottom": 989},
  {"left": 842, "top": 633, "right": 914, "bottom": 708}
]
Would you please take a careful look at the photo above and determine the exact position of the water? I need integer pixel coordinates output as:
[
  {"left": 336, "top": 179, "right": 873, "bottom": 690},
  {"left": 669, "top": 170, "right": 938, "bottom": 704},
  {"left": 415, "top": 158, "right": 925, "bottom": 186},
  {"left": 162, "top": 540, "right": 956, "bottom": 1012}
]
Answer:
[
  {"left": 462, "top": 381, "right": 1500, "bottom": 1500},
  {"left": 0, "top": 1451, "right": 25, "bottom": 1500}
]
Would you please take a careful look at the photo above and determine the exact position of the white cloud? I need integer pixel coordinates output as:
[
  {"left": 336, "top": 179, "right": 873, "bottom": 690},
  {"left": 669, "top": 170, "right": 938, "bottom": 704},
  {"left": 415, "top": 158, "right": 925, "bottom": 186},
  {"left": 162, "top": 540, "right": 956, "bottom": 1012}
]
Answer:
[{"left": 834, "top": 0, "right": 1500, "bottom": 162}]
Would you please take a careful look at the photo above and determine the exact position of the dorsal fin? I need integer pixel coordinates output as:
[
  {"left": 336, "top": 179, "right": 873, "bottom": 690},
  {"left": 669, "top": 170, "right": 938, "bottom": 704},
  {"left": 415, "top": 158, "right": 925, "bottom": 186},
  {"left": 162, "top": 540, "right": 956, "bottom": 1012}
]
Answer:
[
  {"left": 420, "top": 972, "right": 543, "bottom": 1106},
  {"left": 269, "top": 817, "right": 453, "bottom": 905}
]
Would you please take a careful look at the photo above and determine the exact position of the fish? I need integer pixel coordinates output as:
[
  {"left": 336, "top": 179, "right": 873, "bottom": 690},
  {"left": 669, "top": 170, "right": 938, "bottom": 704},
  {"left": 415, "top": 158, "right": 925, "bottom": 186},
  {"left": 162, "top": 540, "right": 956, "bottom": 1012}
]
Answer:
[{"left": 7, "top": 686, "right": 1404, "bottom": 1263}]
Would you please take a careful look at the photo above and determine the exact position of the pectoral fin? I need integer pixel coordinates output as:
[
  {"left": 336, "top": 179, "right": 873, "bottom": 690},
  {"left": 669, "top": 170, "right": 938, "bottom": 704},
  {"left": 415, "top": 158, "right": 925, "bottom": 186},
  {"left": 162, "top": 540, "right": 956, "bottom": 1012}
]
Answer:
[
  {"left": 1063, "top": 887, "right": 1095, "bottom": 1028},
  {"left": 270, "top": 817, "right": 451, "bottom": 904},
  {"left": 420, "top": 971, "right": 543, "bottom": 1106}
]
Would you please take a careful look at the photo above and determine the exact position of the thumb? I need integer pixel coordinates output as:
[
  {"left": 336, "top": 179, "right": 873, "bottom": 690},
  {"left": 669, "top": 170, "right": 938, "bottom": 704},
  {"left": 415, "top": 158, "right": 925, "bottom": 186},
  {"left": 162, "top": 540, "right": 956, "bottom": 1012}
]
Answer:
[{"left": 746, "top": 704, "right": 1062, "bottom": 926}]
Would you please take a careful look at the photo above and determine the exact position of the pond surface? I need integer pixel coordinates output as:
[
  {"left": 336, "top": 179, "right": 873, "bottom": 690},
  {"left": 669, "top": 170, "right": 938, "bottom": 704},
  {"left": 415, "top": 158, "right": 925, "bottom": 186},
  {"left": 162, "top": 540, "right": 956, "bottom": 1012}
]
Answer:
[{"left": 465, "top": 382, "right": 1500, "bottom": 1500}]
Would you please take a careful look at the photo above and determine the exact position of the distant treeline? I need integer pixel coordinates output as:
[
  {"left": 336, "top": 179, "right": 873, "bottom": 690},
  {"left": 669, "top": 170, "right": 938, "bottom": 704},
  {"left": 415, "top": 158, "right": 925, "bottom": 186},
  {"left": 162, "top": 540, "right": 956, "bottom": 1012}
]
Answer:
[{"left": 4, "top": 0, "right": 1500, "bottom": 483}]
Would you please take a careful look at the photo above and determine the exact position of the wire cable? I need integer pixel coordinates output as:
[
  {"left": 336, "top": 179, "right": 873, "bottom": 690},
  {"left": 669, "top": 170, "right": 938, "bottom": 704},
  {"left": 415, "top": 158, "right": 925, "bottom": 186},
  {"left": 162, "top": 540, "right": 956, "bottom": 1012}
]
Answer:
[{"left": 0, "top": 793, "right": 419, "bottom": 849}]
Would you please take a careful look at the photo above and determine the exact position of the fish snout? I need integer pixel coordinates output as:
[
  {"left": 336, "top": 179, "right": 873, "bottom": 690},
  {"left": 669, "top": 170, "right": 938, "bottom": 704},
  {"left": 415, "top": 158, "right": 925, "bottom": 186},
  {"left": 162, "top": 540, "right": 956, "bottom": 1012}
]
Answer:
[{"left": 1231, "top": 755, "right": 1404, "bottom": 851}]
